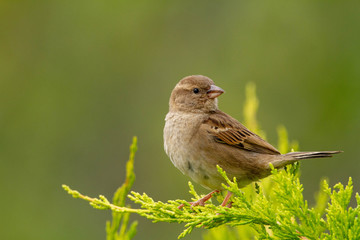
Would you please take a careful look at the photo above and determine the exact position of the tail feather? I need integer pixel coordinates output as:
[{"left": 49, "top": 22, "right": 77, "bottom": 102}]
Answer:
[
  {"left": 285, "top": 151, "right": 342, "bottom": 160},
  {"left": 272, "top": 151, "right": 342, "bottom": 168}
]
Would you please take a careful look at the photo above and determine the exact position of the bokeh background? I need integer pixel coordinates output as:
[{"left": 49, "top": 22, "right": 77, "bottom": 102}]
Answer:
[{"left": 1, "top": 1, "right": 359, "bottom": 239}]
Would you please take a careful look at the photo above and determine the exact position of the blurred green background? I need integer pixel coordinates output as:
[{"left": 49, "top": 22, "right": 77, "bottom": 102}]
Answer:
[{"left": 1, "top": 1, "right": 359, "bottom": 239}]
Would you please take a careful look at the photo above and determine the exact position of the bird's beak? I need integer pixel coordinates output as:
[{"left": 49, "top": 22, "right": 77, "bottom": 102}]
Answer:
[{"left": 207, "top": 85, "right": 225, "bottom": 99}]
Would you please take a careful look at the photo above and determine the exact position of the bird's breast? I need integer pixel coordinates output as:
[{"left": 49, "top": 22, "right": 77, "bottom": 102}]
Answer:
[
  {"left": 163, "top": 112, "right": 222, "bottom": 189},
  {"left": 164, "top": 113, "right": 201, "bottom": 164}
]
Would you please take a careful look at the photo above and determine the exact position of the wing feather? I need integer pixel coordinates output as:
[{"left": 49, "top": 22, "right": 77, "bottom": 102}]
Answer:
[{"left": 202, "top": 111, "right": 280, "bottom": 155}]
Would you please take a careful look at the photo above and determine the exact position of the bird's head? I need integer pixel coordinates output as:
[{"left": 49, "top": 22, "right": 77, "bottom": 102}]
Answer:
[{"left": 169, "top": 75, "right": 224, "bottom": 113}]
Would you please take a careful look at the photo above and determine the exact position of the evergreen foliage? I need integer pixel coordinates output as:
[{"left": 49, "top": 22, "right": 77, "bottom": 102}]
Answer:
[{"left": 63, "top": 83, "right": 356, "bottom": 239}]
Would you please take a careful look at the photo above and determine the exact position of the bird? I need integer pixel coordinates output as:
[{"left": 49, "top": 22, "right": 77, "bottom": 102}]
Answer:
[{"left": 163, "top": 75, "right": 341, "bottom": 208}]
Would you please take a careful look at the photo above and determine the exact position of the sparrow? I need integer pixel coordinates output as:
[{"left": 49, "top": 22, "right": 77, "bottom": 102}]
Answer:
[{"left": 163, "top": 75, "right": 341, "bottom": 208}]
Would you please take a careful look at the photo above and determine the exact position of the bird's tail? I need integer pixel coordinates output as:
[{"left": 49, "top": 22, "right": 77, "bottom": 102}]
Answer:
[{"left": 272, "top": 151, "right": 342, "bottom": 168}]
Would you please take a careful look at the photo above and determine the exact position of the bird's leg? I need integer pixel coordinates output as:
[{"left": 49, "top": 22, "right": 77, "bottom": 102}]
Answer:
[
  {"left": 220, "top": 191, "right": 233, "bottom": 207},
  {"left": 178, "top": 190, "right": 220, "bottom": 209}
]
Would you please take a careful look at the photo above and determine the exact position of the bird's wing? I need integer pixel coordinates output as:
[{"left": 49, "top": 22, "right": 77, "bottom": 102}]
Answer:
[{"left": 201, "top": 111, "right": 280, "bottom": 155}]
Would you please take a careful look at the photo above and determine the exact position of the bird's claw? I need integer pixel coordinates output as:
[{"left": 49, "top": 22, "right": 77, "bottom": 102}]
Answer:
[{"left": 178, "top": 190, "right": 220, "bottom": 209}]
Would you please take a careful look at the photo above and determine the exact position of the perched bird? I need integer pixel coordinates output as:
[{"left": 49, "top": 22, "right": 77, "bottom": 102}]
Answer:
[{"left": 163, "top": 75, "right": 341, "bottom": 207}]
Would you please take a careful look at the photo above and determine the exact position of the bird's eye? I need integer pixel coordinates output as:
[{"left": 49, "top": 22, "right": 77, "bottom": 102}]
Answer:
[{"left": 193, "top": 88, "right": 200, "bottom": 94}]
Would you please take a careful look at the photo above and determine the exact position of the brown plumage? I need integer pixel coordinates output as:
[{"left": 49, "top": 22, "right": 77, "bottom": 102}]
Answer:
[{"left": 163, "top": 75, "right": 341, "bottom": 207}]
